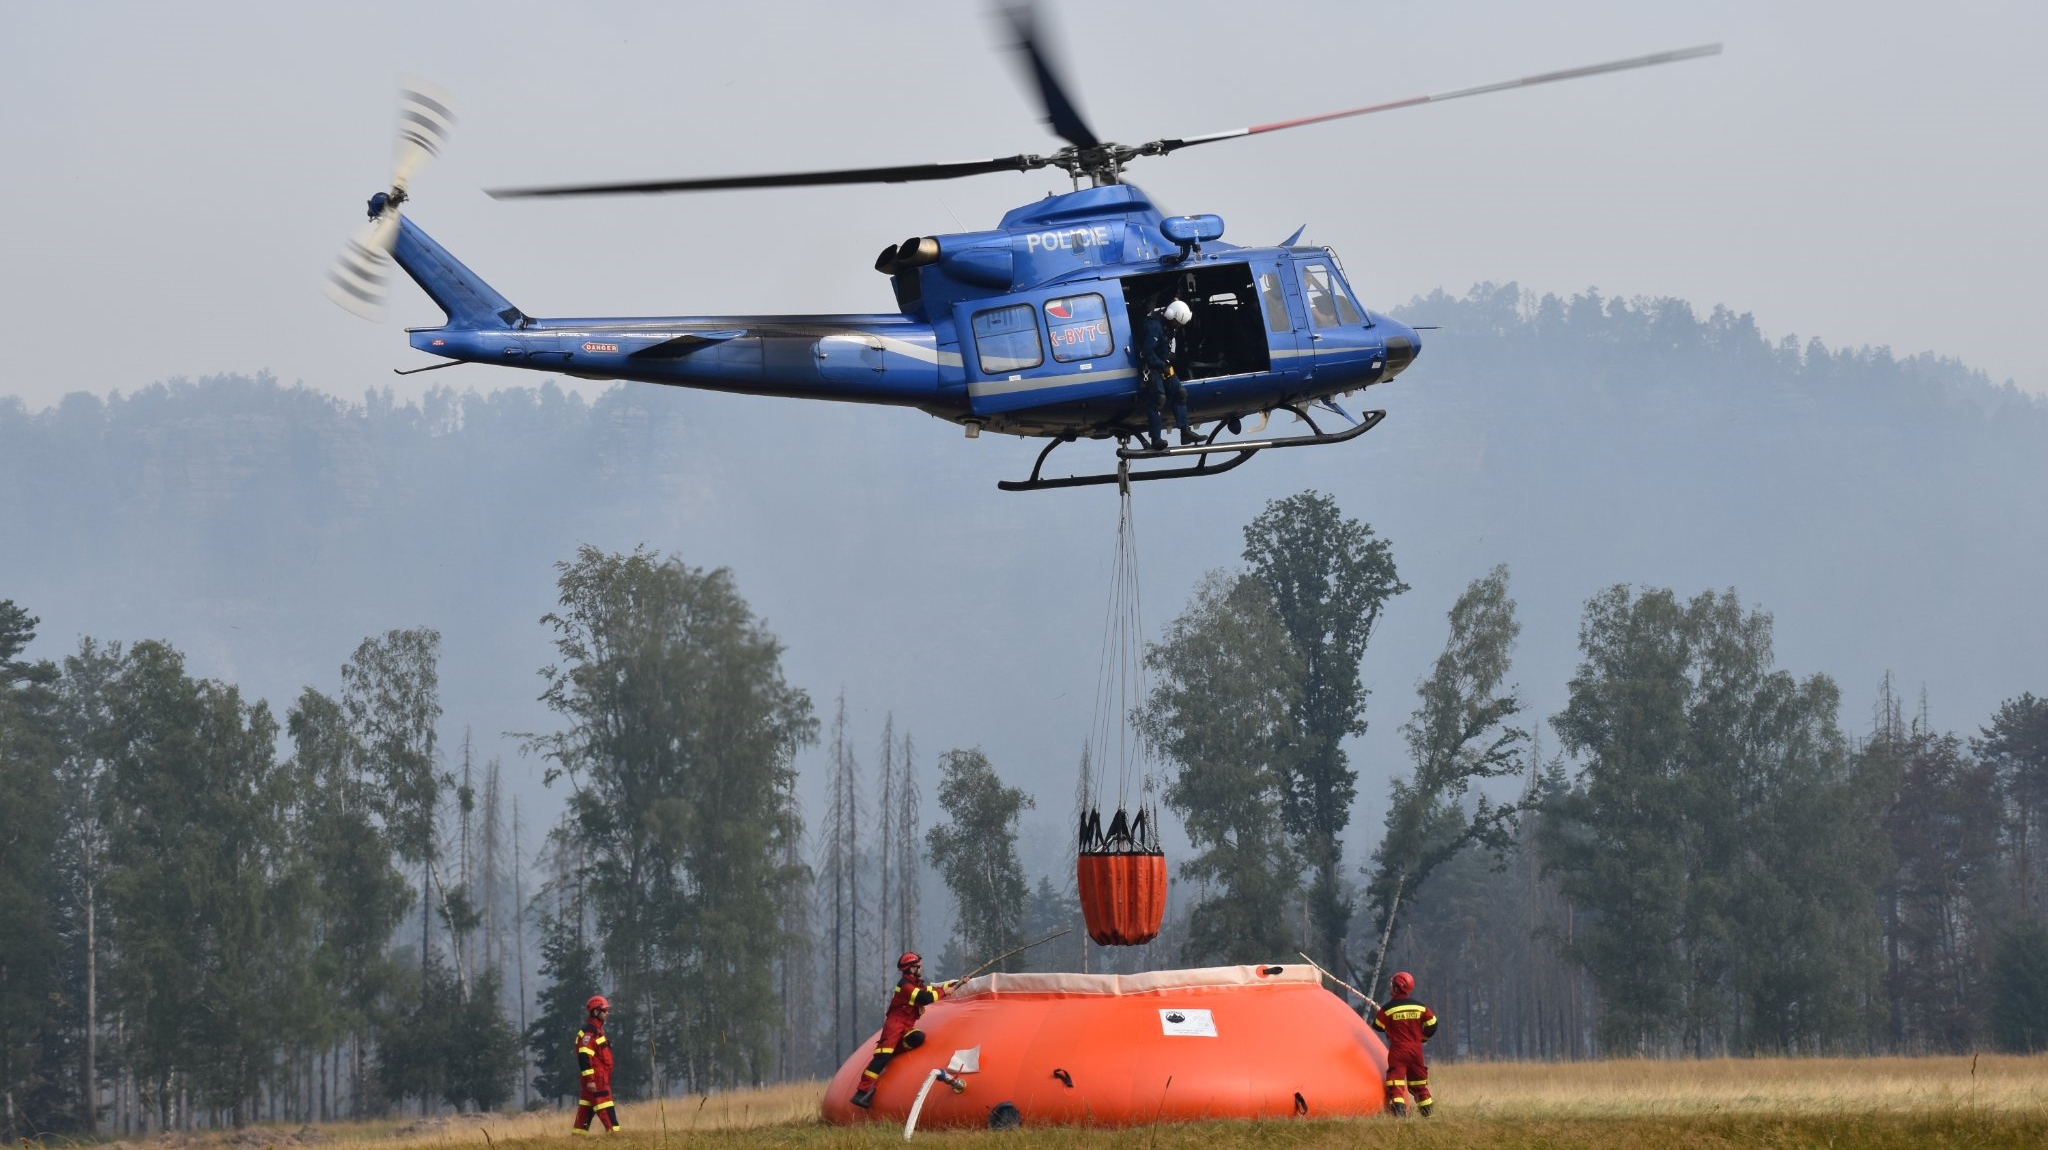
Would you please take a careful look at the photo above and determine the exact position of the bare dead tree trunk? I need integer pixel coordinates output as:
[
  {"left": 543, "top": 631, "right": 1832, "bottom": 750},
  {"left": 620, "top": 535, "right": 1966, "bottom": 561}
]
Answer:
[
  {"left": 896, "top": 731, "right": 920, "bottom": 962},
  {"left": 878, "top": 713, "right": 895, "bottom": 961},
  {"left": 84, "top": 865, "right": 97, "bottom": 1134}
]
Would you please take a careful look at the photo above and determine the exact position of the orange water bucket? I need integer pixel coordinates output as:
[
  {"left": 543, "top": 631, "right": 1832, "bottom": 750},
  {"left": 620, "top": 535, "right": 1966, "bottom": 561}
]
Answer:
[{"left": 1077, "top": 851, "right": 1167, "bottom": 946}]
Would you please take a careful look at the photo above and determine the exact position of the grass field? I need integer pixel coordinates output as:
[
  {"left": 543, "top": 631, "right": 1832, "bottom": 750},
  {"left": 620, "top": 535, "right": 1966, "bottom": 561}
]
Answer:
[{"left": 88, "top": 1055, "right": 2048, "bottom": 1150}]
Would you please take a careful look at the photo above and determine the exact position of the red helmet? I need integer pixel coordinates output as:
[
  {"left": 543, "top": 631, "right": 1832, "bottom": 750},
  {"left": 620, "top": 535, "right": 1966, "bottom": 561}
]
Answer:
[
  {"left": 1390, "top": 972, "right": 1415, "bottom": 998},
  {"left": 586, "top": 994, "right": 610, "bottom": 1014},
  {"left": 897, "top": 952, "right": 923, "bottom": 972}
]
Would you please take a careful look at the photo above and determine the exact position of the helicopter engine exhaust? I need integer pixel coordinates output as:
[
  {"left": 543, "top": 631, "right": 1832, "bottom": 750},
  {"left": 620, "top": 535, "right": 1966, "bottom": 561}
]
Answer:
[{"left": 875, "top": 236, "right": 940, "bottom": 276}]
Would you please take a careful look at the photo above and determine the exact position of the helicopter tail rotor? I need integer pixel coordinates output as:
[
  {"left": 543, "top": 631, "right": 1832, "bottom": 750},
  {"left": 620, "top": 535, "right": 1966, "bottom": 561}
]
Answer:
[{"left": 325, "top": 79, "right": 456, "bottom": 320}]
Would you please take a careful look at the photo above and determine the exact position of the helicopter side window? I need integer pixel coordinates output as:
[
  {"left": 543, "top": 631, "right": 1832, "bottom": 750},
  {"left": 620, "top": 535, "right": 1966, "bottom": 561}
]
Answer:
[
  {"left": 1301, "top": 263, "right": 1363, "bottom": 328},
  {"left": 1257, "top": 272, "right": 1292, "bottom": 333},
  {"left": 971, "top": 303, "right": 1044, "bottom": 373},
  {"left": 1045, "top": 293, "right": 1113, "bottom": 363}
]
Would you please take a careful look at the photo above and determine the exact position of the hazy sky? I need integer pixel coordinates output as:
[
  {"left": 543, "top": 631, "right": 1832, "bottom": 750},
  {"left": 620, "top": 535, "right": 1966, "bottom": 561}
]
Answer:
[{"left": 2, "top": 0, "right": 2043, "bottom": 412}]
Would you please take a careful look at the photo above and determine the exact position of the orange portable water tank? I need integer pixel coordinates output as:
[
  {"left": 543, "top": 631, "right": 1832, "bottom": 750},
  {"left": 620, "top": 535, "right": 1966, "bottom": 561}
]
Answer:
[
  {"left": 1076, "top": 851, "right": 1167, "bottom": 945},
  {"left": 821, "top": 965, "right": 1389, "bottom": 1127}
]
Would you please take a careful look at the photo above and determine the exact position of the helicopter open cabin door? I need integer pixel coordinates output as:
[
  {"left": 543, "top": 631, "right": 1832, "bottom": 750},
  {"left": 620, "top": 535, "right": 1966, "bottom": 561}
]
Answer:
[{"left": 958, "top": 284, "right": 1136, "bottom": 421}]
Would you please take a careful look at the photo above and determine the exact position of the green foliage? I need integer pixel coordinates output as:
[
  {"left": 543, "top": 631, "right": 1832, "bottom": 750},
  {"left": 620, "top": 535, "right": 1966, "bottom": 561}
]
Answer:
[
  {"left": 926, "top": 748, "right": 1033, "bottom": 971},
  {"left": 533, "top": 545, "right": 815, "bottom": 1092},
  {"left": 1988, "top": 917, "right": 2048, "bottom": 1053},
  {"left": 1366, "top": 565, "right": 1529, "bottom": 990},
  {"left": 341, "top": 629, "right": 443, "bottom": 867},
  {"left": 1141, "top": 571, "right": 1304, "bottom": 964},
  {"left": 1881, "top": 725, "right": 2003, "bottom": 1050},
  {"left": 379, "top": 958, "right": 520, "bottom": 1113},
  {"left": 1543, "top": 586, "right": 1886, "bottom": 1054},
  {"left": 1976, "top": 694, "right": 2048, "bottom": 915},
  {"left": 0, "top": 602, "right": 66, "bottom": 1140},
  {"left": 527, "top": 911, "right": 602, "bottom": 1105},
  {"left": 0, "top": 599, "right": 41, "bottom": 683},
  {"left": 1242, "top": 491, "right": 1407, "bottom": 966},
  {"left": 98, "top": 640, "right": 296, "bottom": 1117},
  {"left": 287, "top": 685, "right": 409, "bottom": 1105},
  {"left": 1022, "top": 875, "right": 1086, "bottom": 973}
]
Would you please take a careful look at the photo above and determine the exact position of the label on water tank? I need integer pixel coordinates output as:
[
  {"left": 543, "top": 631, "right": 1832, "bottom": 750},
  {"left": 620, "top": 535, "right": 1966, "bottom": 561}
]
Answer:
[{"left": 1158, "top": 1008, "right": 1217, "bottom": 1037}]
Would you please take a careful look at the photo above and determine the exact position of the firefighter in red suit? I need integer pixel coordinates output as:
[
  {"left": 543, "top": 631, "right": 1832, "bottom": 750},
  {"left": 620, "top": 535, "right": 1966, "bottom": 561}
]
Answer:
[
  {"left": 850, "top": 952, "right": 958, "bottom": 1109},
  {"left": 1369, "top": 971, "right": 1438, "bottom": 1117},
  {"left": 573, "top": 995, "right": 620, "bottom": 1134}
]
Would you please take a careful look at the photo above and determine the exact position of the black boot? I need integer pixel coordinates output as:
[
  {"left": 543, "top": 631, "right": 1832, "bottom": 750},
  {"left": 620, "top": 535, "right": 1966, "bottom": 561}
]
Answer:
[
  {"left": 850, "top": 1088, "right": 874, "bottom": 1109},
  {"left": 1148, "top": 435, "right": 1168, "bottom": 452},
  {"left": 1179, "top": 427, "right": 1200, "bottom": 446}
]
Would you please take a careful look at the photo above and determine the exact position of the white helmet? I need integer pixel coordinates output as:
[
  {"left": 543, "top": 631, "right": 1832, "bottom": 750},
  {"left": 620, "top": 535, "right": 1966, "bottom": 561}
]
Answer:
[{"left": 1162, "top": 299, "right": 1193, "bottom": 325}]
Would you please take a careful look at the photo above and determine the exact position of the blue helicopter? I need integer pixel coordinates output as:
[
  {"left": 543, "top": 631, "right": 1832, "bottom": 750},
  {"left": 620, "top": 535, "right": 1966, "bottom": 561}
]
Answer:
[{"left": 327, "top": 10, "right": 1717, "bottom": 491}]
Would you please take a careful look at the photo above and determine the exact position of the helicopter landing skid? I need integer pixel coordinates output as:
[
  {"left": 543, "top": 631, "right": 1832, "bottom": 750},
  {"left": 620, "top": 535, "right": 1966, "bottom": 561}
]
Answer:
[{"left": 996, "top": 407, "right": 1385, "bottom": 492}]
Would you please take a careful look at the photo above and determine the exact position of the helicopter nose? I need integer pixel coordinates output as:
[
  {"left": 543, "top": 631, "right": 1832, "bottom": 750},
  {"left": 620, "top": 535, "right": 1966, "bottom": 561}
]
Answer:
[{"left": 1374, "top": 314, "right": 1420, "bottom": 379}]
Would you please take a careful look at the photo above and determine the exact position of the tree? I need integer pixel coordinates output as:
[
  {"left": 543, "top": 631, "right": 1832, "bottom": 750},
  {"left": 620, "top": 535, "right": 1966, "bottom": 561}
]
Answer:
[
  {"left": 1545, "top": 586, "right": 1886, "bottom": 1054},
  {"left": 1241, "top": 491, "right": 1408, "bottom": 967},
  {"left": 340, "top": 628, "right": 444, "bottom": 1003},
  {"left": 1883, "top": 726, "right": 2001, "bottom": 1050},
  {"left": 441, "top": 967, "right": 521, "bottom": 1112},
  {"left": 1977, "top": 694, "right": 2048, "bottom": 916},
  {"left": 53, "top": 638, "right": 123, "bottom": 1134},
  {"left": 1140, "top": 571, "right": 1304, "bottom": 964},
  {"left": 0, "top": 602, "right": 66, "bottom": 1140},
  {"left": 819, "top": 696, "right": 862, "bottom": 1059},
  {"left": 1988, "top": 917, "right": 2048, "bottom": 1053},
  {"left": 526, "top": 911, "right": 602, "bottom": 1106},
  {"left": 382, "top": 957, "right": 519, "bottom": 1113},
  {"left": 893, "top": 730, "right": 921, "bottom": 969},
  {"left": 1365, "top": 565, "right": 1529, "bottom": 996},
  {"left": 286, "top": 686, "right": 408, "bottom": 1118},
  {"left": 99, "top": 641, "right": 296, "bottom": 1124},
  {"left": 532, "top": 545, "right": 815, "bottom": 1091},
  {"left": 926, "top": 748, "right": 1032, "bottom": 972}
]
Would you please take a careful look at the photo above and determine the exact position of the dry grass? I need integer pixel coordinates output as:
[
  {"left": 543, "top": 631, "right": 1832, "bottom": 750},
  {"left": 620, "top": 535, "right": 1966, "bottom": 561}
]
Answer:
[
  {"left": 84, "top": 1055, "right": 2048, "bottom": 1150},
  {"left": 1435, "top": 1051, "right": 2048, "bottom": 1118}
]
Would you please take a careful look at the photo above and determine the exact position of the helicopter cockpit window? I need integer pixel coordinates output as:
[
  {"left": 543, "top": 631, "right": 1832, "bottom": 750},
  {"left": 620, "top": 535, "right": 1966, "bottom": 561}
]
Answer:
[
  {"left": 1301, "top": 263, "right": 1364, "bottom": 328},
  {"left": 971, "top": 303, "right": 1044, "bottom": 374},
  {"left": 1045, "top": 293, "right": 1113, "bottom": 362},
  {"left": 1257, "top": 272, "right": 1292, "bottom": 333}
]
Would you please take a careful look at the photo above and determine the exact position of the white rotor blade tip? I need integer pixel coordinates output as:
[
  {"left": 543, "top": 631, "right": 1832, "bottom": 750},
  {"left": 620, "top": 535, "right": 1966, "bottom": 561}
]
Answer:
[
  {"left": 391, "top": 78, "right": 456, "bottom": 191},
  {"left": 324, "top": 213, "right": 399, "bottom": 320}
]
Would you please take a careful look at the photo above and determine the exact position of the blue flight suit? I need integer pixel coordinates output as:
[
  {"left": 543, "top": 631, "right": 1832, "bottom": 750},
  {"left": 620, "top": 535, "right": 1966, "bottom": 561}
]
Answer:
[{"left": 1140, "top": 312, "right": 1192, "bottom": 447}]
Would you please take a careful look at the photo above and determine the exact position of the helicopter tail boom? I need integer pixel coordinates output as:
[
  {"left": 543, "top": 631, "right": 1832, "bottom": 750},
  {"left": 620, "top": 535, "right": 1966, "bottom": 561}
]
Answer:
[{"left": 390, "top": 216, "right": 524, "bottom": 330}]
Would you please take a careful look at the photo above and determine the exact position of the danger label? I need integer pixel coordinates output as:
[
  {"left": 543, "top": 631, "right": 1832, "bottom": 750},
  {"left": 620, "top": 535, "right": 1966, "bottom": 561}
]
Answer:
[{"left": 581, "top": 342, "right": 619, "bottom": 353}]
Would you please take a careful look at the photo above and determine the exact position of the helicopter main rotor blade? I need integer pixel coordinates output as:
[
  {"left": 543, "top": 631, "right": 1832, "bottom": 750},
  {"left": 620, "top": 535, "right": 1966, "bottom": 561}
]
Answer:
[
  {"left": 486, "top": 154, "right": 1048, "bottom": 199},
  {"left": 1000, "top": 2, "right": 1100, "bottom": 150},
  {"left": 1153, "top": 43, "right": 1722, "bottom": 155}
]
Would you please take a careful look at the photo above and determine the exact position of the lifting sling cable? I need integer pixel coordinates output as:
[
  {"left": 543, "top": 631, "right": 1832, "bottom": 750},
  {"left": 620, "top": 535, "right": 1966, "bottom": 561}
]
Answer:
[
  {"left": 1077, "top": 479, "right": 1168, "bottom": 947},
  {"left": 1085, "top": 483, "right": 1157, "bottom": 849}
]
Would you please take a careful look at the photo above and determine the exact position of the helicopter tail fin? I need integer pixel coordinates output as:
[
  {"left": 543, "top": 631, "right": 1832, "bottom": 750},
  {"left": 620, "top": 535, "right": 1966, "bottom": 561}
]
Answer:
[{"left": 390, "top": 216, "right": 525, "bottom": 329}]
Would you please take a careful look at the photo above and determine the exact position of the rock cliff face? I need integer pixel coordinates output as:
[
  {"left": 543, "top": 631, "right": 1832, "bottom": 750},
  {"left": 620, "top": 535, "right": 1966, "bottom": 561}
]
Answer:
[{"left": 1, "top": 289, "right": 2043, "bottom": 840}]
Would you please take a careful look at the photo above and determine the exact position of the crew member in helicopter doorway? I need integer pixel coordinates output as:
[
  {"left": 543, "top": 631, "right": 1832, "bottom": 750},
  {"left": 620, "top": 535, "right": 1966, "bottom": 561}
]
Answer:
[{"left": 1141, "top": 298, "right": 1198, "bottom": 451}]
